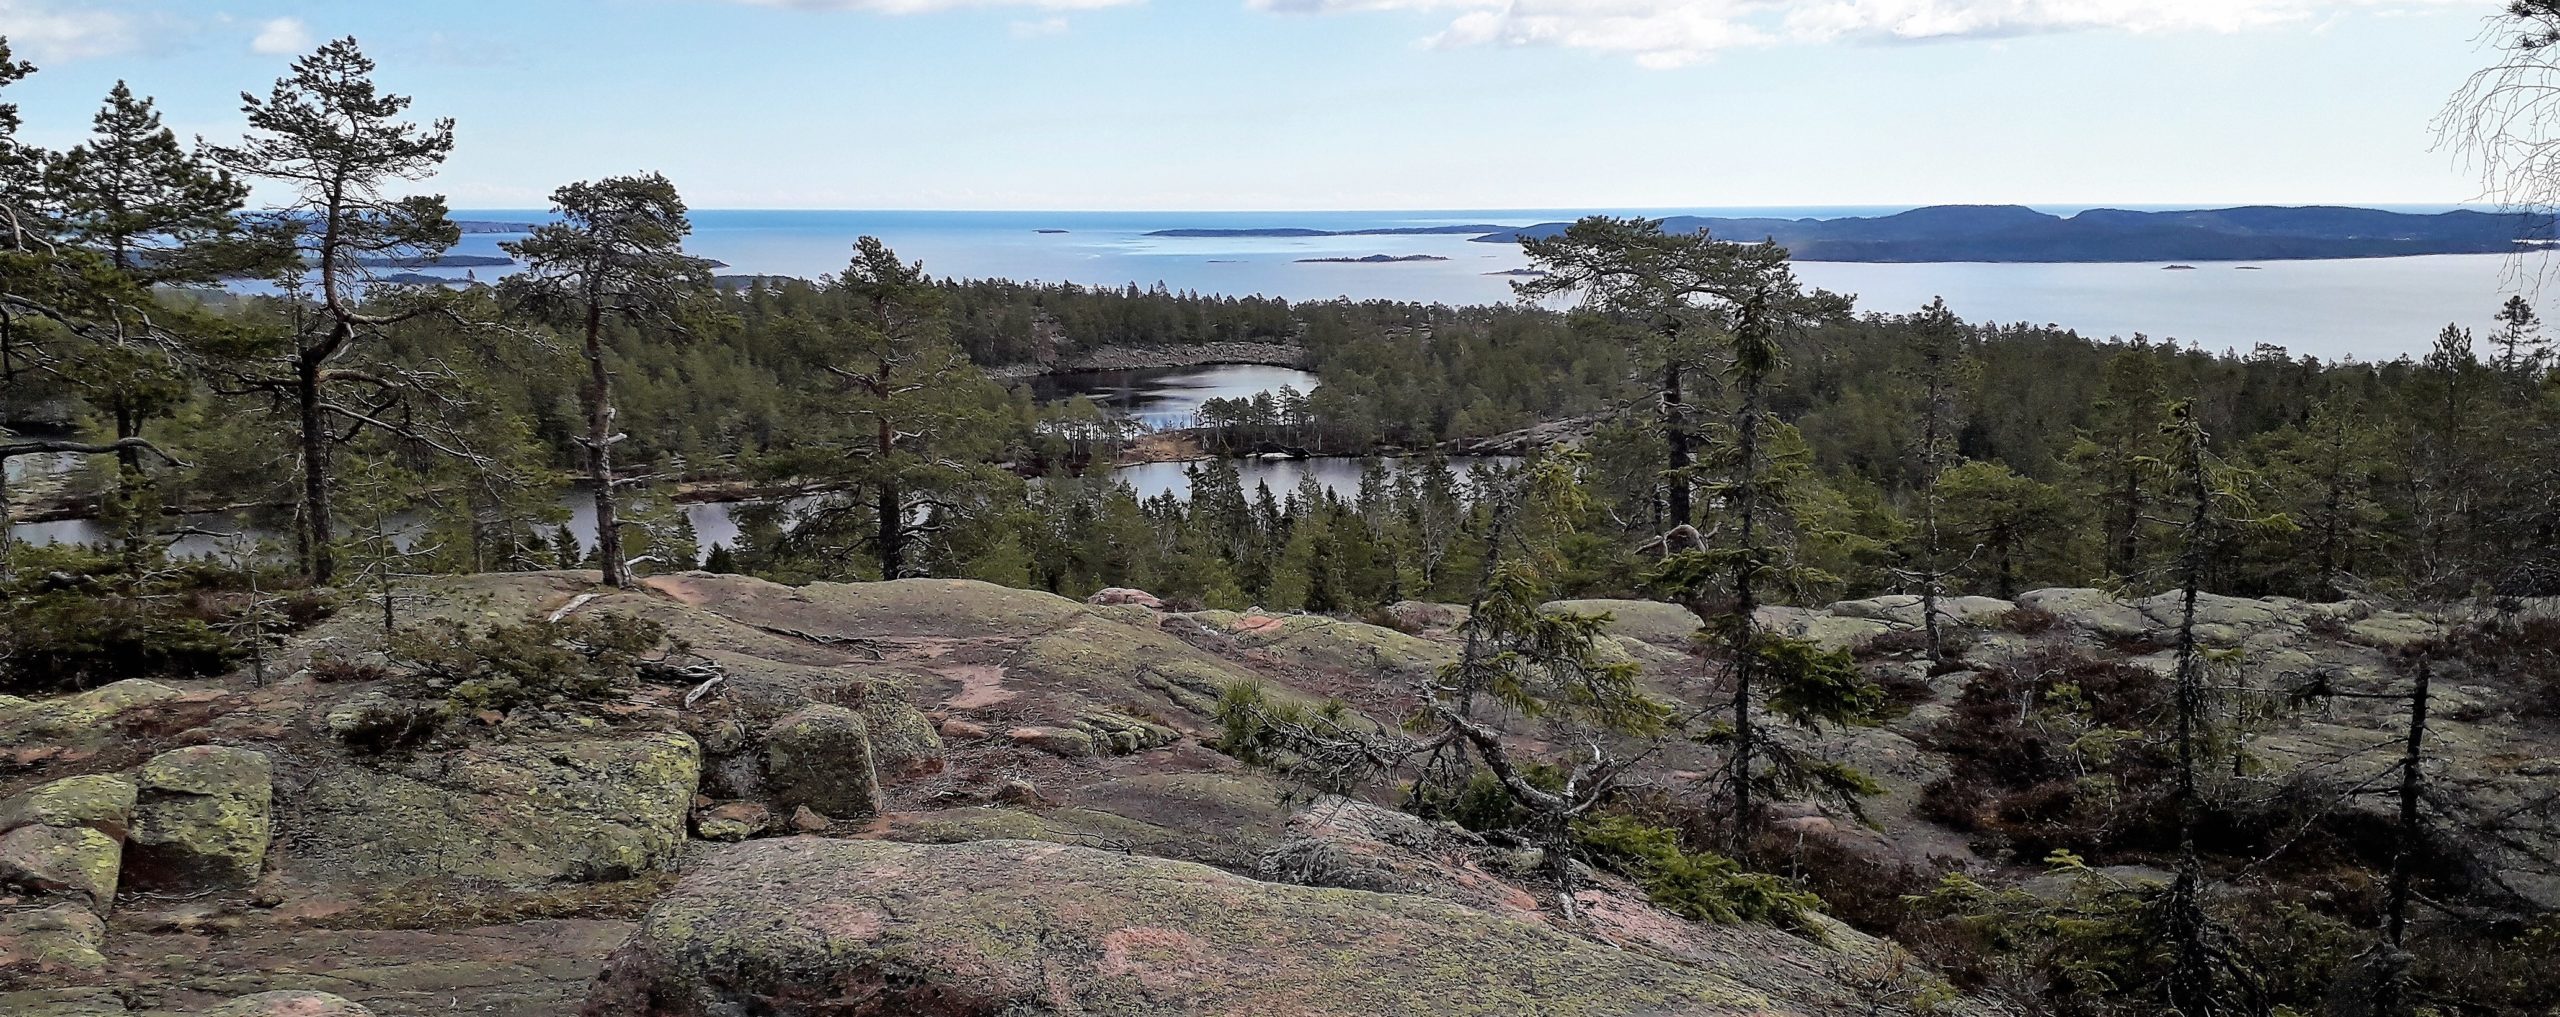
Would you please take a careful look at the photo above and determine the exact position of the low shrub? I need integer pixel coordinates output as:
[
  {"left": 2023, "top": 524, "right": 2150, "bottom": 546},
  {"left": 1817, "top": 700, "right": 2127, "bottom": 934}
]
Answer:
[
  {"left": 389, "top": 613, "right": 675, "bottom": 714},
  {"left": 1576, "top": 815, "right": 1827, "bottom": 935}
]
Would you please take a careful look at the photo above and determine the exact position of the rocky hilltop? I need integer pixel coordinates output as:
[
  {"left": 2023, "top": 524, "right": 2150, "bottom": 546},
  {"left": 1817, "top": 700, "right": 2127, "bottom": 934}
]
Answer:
[{"left": 2, "top": 572, "right": 2549, "bottom": 1015}]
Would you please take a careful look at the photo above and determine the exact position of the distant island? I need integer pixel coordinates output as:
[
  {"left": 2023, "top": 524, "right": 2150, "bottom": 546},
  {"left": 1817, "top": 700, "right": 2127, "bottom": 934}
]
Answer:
[
  {"left": 1297, "top": 254, "right": 1449, "bottom": 264},
  {"left": 353, "top": 254, "right": 514, "bottom": 269},
  {"left": 1035, "top": 229, "right": 1070, "bottom": 234},
  {"left": 1485, "top": 268, "right": 1548, "bottom": 277},
  {"left": 1155, "top": 205, "right": 2560, "bottom": 263}
]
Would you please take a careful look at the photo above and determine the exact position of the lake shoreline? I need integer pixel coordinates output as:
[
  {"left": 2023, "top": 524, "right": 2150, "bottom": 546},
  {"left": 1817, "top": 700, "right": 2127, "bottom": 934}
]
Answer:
[{"left": 984, "top": 341, "right": 1307, "bottom": 380}]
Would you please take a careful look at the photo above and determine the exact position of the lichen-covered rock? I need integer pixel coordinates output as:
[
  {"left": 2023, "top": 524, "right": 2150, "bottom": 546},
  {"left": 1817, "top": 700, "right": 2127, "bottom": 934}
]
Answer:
[
  {"left": 1825, "top": 594, "right": 2016, "bottom": 629},
  {"left": 0, "top": 774, "right": 137, "bottom": 837},
  {"left": 1545, "top": 598, "right": 1701, "bottom": 648},
  {"left": 1206, "top": 612, "right": 1458, "bottom": 677},
  {"left": 856, "top": 697, "right": 944, "bottom": 778},
  {"left": 2017, "top": 588, "right": 2151, "bottom": 640},
  {"left": 764, "top": 705, "right": 881, "bottom": 819},
  {"left": 203, "top": 990, "right": 377, "bottom": 1016},
  {"left": 0, "top": 902, "right": 107, "bottom": 972},
  {"left": 0, "top": 825, "right": 122, "bottom": 911},
  {"left": 1014, "top": 617, "right": 1262, "bottom": 719},
  {"left": 1384, "top": 599, "right": 1470, "bottom": 632},
  {"left": 582, "top": 837, "right": 1785, "bottom": 1017},
  {"left": 291, "top": 733, "right": 699, "bottom": 884},
  {"left": 0, "top": 988, "right": 130, "bottom": 1017},
  {"left": 1074, "top": 710, "right": 1181, "bottom": 755},
  {"left": 125, "top": 745, "right": 273, "bottom": 892},
  {"left": 1087, "top": 587, "right": 1164, "bottom": 608},
  {"left": 322, "top": 691, "right": 449, "bottom": 752},
  {"left": 1257, "top": 797, "right": 1541, "bottom": 920},
  {"left": 0, "top": 679, "right": 183, "bottom": 746},
  {"left": 1006, "top": 724, "right": 1096, "bottom": 758},
  {"left": 692, "top": 802, "right": 770, "bottom": 843}
]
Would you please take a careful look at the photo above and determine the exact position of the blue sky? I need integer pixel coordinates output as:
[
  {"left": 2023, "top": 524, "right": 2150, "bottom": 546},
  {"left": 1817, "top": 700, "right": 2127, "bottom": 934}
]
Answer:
[{"left": 0, "top": 0, "right": 2514, "bottom": 209}]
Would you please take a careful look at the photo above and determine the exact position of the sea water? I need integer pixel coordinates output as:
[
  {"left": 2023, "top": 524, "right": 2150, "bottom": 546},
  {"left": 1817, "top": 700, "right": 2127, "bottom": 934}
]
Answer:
[{"left": 418, "top": 206, "right": 2552, "bottom": 362}]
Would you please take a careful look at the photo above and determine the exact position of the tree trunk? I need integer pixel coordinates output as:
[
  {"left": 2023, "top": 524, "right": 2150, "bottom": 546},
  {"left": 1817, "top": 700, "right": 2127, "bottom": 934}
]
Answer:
[
  {"left": 2372, "top": 656, "right": 2432, "bottom": 1017},
  {"left": 1918, "top": 373, "right": 1948, "bottom": 663},
  {"left": 297, "top": 345, "right": 336, "bottom": 584},
  {"left": 2166, "top": 430, "right": 2220, "bottom": 1017},
  {"left": 1727, "top": 363, "right": 1766, "bottom": 862},
  {"left": 1664, "top": 361, "right": 1691, "bottom": 528},
  {"left": 583, "top": 299, "right": 625, "bottom": 588}
]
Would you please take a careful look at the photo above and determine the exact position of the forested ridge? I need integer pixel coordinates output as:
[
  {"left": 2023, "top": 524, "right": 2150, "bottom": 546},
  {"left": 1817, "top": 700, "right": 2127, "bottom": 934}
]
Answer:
[{"left": 6, "top": 27, "right": 2560, "bottom": 1017}]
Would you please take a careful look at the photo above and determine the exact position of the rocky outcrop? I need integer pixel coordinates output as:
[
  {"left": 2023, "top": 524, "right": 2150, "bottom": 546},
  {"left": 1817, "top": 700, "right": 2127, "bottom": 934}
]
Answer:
[
  {"left": 290, "top": 733, "right": 699, "bottom": 884},
  {"left": 125, "top": 746, "right": 273, "bottom": 892},
  {"left": 0, "top": 902, "right": 107, "bottom": 972},
  {"left": 0, "top": 679, "right": 184, "bottom": 748},
  {"left": 583, "top": 837, "right": 1788, "bottom": 1016},
  {"left": 1008, "top": 710, "right": 1183, "bottom": 758},
  {"left": 1256, "top": 797, "right": 1542, "bottom": 919},
  {"left": 204, "top": 991, "right": 377, "bottom": 1016},
  {"left": 763, "top": 705, "right": 882, "bottom": 819}
]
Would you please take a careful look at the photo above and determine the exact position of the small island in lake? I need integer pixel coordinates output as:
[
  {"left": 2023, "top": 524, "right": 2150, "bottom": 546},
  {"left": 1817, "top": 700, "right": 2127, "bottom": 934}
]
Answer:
[
  {"left": 1035, "top": 229, "right": 1070, "bottom": 234},
  {"left": 1485, "top": 268, "right": 1547, "bottom": 277},
  {"left": 2163, "top": 264, "right": 2198, "bottom": 270},
  {"left": 1297, "top": 254, "right": 1450, "bottom": 264}
]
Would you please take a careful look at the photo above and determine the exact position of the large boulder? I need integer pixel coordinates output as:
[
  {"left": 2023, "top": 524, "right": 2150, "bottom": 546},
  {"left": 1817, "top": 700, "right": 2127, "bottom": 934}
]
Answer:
[
  {"left": 125, "top": 746, "right": 273, "bottom": 892},
  {"left": 0, "top": 826, "right": 122, "bottom": 912},
  {"left": 291, "top": 733, "right": 699, "bottom": 884},
  {"left": 1825, "top": 594, "right": 2015, "bottom": 629},
  {"left": 763, "top": 706, "right": 882, "bottom": 819},
  {"left": 0, "top": 774, "right": 136, "bottom": 913},
  {"left": 583, "top": 837, "right": 1787, "bottom": 1016},
  {"left": 204, "top": 991, "right": 376, "bottom": 1017},
  {"left": 2017, "top": 588, "right": 2150, "bottom": 641},
  {"left": 855, "top": 697, "right": 945, "bottom": 778},
  {"left": 1546, "top": 599, "right": 1701, "bottom": 649}
]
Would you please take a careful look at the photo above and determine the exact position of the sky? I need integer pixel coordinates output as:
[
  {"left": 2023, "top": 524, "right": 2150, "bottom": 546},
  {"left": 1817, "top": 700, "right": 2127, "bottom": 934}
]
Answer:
[{"left": 0, "top": 0, "right": 2522, "bottom": 210}]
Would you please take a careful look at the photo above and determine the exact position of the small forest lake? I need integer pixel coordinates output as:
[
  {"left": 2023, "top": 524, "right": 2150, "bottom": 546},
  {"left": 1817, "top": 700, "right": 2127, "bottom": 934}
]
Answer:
[{"left": 7, "top": 365, "right": 1503, "bottom": 558}]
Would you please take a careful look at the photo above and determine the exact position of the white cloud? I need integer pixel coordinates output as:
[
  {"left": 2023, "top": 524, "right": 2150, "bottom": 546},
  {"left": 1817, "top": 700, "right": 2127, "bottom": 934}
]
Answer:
[
  {"left": 1250, "top": 0, "right": 2477, "bottom": 68},
  {"left": 1010, "top": 16, "right": 1073, "bottom": 36},
  {"left": 732, "top": 0, "right": 1136, "bottom": 11},
  {"left": 250, "top": 16, "right": 313, "bottom": 56},
  {"left": 0, "top": 0, "right": 140, "bottom": 63}
]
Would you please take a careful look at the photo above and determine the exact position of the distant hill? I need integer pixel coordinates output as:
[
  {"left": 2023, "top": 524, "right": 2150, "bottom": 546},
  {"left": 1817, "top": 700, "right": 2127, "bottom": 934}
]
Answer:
[
  {"left": 1152, "top": 206, "right": 2559, "bottom": 263},
  {"left": 1476, "top": 205, "right": 2559, "bottom": 262}
]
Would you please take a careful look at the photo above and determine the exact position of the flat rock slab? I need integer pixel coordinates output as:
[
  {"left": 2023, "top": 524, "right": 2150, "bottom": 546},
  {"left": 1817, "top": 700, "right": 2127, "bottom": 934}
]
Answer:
[
  {"left": 584, "top": 837, "right": 1792, "bottom": 1016},
  {"left": 288, "top": 734, "right": 698, "bottom": 884}
]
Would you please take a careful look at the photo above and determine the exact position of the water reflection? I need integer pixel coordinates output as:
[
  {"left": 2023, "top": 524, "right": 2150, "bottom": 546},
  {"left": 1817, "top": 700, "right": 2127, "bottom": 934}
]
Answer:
[{"left": 1028, "top": 365, "right": 1318, "bottom": 430}]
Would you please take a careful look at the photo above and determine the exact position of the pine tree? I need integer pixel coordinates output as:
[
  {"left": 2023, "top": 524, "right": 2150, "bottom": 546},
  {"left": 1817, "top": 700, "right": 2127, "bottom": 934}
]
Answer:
[
  {"left": 48, "top": 82, "right": 255, "bottom": 282},
  {"left": 502, "top": 173, "right": 709, "bottom": 587},
  {"left": 206, "top": 38, "right": 462, "bottom": 583}
]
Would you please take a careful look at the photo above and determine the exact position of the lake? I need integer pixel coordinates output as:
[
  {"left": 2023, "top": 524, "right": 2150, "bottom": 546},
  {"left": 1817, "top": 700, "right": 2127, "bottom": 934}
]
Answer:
[
  {"left": 1029, "top": 365, "right": 1320, "bottom": 429},
  {"left": 403, "top": 206, "right": 2553, "bottom": 361}
]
